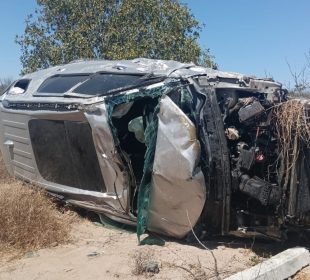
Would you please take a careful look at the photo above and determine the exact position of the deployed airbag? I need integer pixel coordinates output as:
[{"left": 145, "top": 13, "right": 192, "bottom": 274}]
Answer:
[{"left": 147, "top": 96, "right": 206, "bottom": 238}]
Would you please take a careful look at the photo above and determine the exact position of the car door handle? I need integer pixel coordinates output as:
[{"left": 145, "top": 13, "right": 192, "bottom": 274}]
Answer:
[
  {"left": 4, "top": 140, "right": 14, "bottom": 148},
  {"left": 4, "top": 140, "right": 14, "bottom": 160}
]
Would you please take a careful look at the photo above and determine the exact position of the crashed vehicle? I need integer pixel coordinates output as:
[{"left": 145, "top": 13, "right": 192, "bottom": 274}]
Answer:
[{"left": 1, "top": 58, "right": 309, "bottom": 241}]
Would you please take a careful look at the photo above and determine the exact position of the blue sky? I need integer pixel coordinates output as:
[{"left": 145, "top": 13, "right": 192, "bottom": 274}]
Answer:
[{"left": 0, "top": 0, "right": 309, "bottom": 86}]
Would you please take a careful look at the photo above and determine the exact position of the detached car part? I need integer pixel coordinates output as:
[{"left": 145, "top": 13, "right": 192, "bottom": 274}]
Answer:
[{"left": 1, "top": 58, "right": 309, "bottom": 241}]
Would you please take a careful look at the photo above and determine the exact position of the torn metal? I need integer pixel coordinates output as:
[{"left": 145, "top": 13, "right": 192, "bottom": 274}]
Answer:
[{"left": 1, "top": 58, "right": 310, "bottom": 241}]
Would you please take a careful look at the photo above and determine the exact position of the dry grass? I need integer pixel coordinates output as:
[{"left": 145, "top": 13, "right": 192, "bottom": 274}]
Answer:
[
  {"left": 275, "top": 99, "right": 310, "bottom": 149},
  {"left": 131, "top": 248, "right": 159, "bottom": 276},
  {"left": 0, "top": 154, "right": 10, "bottom": 181},
  {"left": 274, "top": 99, "right": 310, "bottom": 188},
  {"left": 165, "top": 258, "right": 223, "bottom": 280},
  {"left": 0, "top": 154, "right": 76, "bottom": 257}
]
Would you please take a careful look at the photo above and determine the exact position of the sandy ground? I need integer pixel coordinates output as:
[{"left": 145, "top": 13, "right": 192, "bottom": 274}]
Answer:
[
  {"left": 0, "top": 217, "right": 272, "bottom": 280},
  {"left": 294, "top": 266, "right": 310, "bottom": 280},
  {"left": 0, "top": 216, "right": 309, "bottom": 279}
]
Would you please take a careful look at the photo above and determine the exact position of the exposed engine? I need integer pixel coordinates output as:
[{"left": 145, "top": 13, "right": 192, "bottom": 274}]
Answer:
[{"left": 217, "top": 88, "right": 287, "bottom": 238}]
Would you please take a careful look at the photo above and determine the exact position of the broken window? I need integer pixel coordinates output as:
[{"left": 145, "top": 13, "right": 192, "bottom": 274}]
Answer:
[{"left": 8, "top": 79, "right": 30, "bottom": 94}]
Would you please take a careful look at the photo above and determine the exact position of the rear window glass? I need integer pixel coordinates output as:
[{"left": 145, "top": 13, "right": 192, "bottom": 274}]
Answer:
[
  {"left": 37, "top": 75, "right": 89, "bottom": 94},
  {"left": 74, "top": 74, "right": 142, "bottom": 95}
]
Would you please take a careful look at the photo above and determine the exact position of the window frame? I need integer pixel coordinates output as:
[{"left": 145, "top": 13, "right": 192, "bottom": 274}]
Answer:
[
  {"left": 34, "top": 73, "right": 91, "bottom": 97},
  {"left": 34, "top": 72, "right": 165, "bottom": 98},
  {"left": 5, "top": 79, "right": 31, "bottom": 95}
]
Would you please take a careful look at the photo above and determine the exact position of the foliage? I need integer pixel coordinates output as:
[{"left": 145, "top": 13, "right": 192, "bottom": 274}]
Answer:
[{"left": 16, "top": 0, "right": 216, "bottom": 74}]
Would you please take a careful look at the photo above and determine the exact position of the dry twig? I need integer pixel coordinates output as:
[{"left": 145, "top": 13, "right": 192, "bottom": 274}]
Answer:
[{"left": 274, "top": 99, "right": 310, "bottom": 191}]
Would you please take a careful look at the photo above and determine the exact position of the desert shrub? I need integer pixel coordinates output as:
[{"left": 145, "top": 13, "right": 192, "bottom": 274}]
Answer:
[
  {"left": 0, "top": 154, "right": 74, "bottom": 255},
  {"left": 0, "top": 181, "right": 73, "bottom": 252}
]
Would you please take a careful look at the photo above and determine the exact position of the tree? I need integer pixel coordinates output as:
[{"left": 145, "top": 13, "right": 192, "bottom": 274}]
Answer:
[
  {"left": 0, "top": 78, "right": 13, "bottom": 94},
  {"left": 287, "top": 49, "right": 310, "bottom": 96},
  {"left": 16, "top": 0, "right": 216, "bottom": 74}
]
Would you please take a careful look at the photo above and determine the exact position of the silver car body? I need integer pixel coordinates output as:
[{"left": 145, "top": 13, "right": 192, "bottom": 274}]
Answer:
[{"left": 2, "top": 58, "right": 305, "bottom": 240}]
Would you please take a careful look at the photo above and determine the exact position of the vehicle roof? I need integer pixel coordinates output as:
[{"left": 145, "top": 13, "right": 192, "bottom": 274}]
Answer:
[
  {"left": 23, "top": 58, "right": 245, "bottom": 80},
  {"left": 14, "top": 58, "right": 282, "bottom": 99}
]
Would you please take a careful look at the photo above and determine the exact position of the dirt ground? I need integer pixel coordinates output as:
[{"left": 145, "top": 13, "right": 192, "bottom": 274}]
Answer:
[
  {"left": 0, "top": 217, "right": 268, "bottom": 280},
  {"left": 0, "top": 153, "right": 308, "bottom": 280},
  {"left": 0, "top": 212, "right": 309, "bottom": 280},
  {"left": 294, "top": 266, "right": 310, "bottom": 280}
]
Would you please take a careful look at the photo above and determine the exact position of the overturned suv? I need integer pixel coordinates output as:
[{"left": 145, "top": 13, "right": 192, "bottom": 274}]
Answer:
[{"left": 1, "top": 58, "right": 309, "bottom": 241}]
